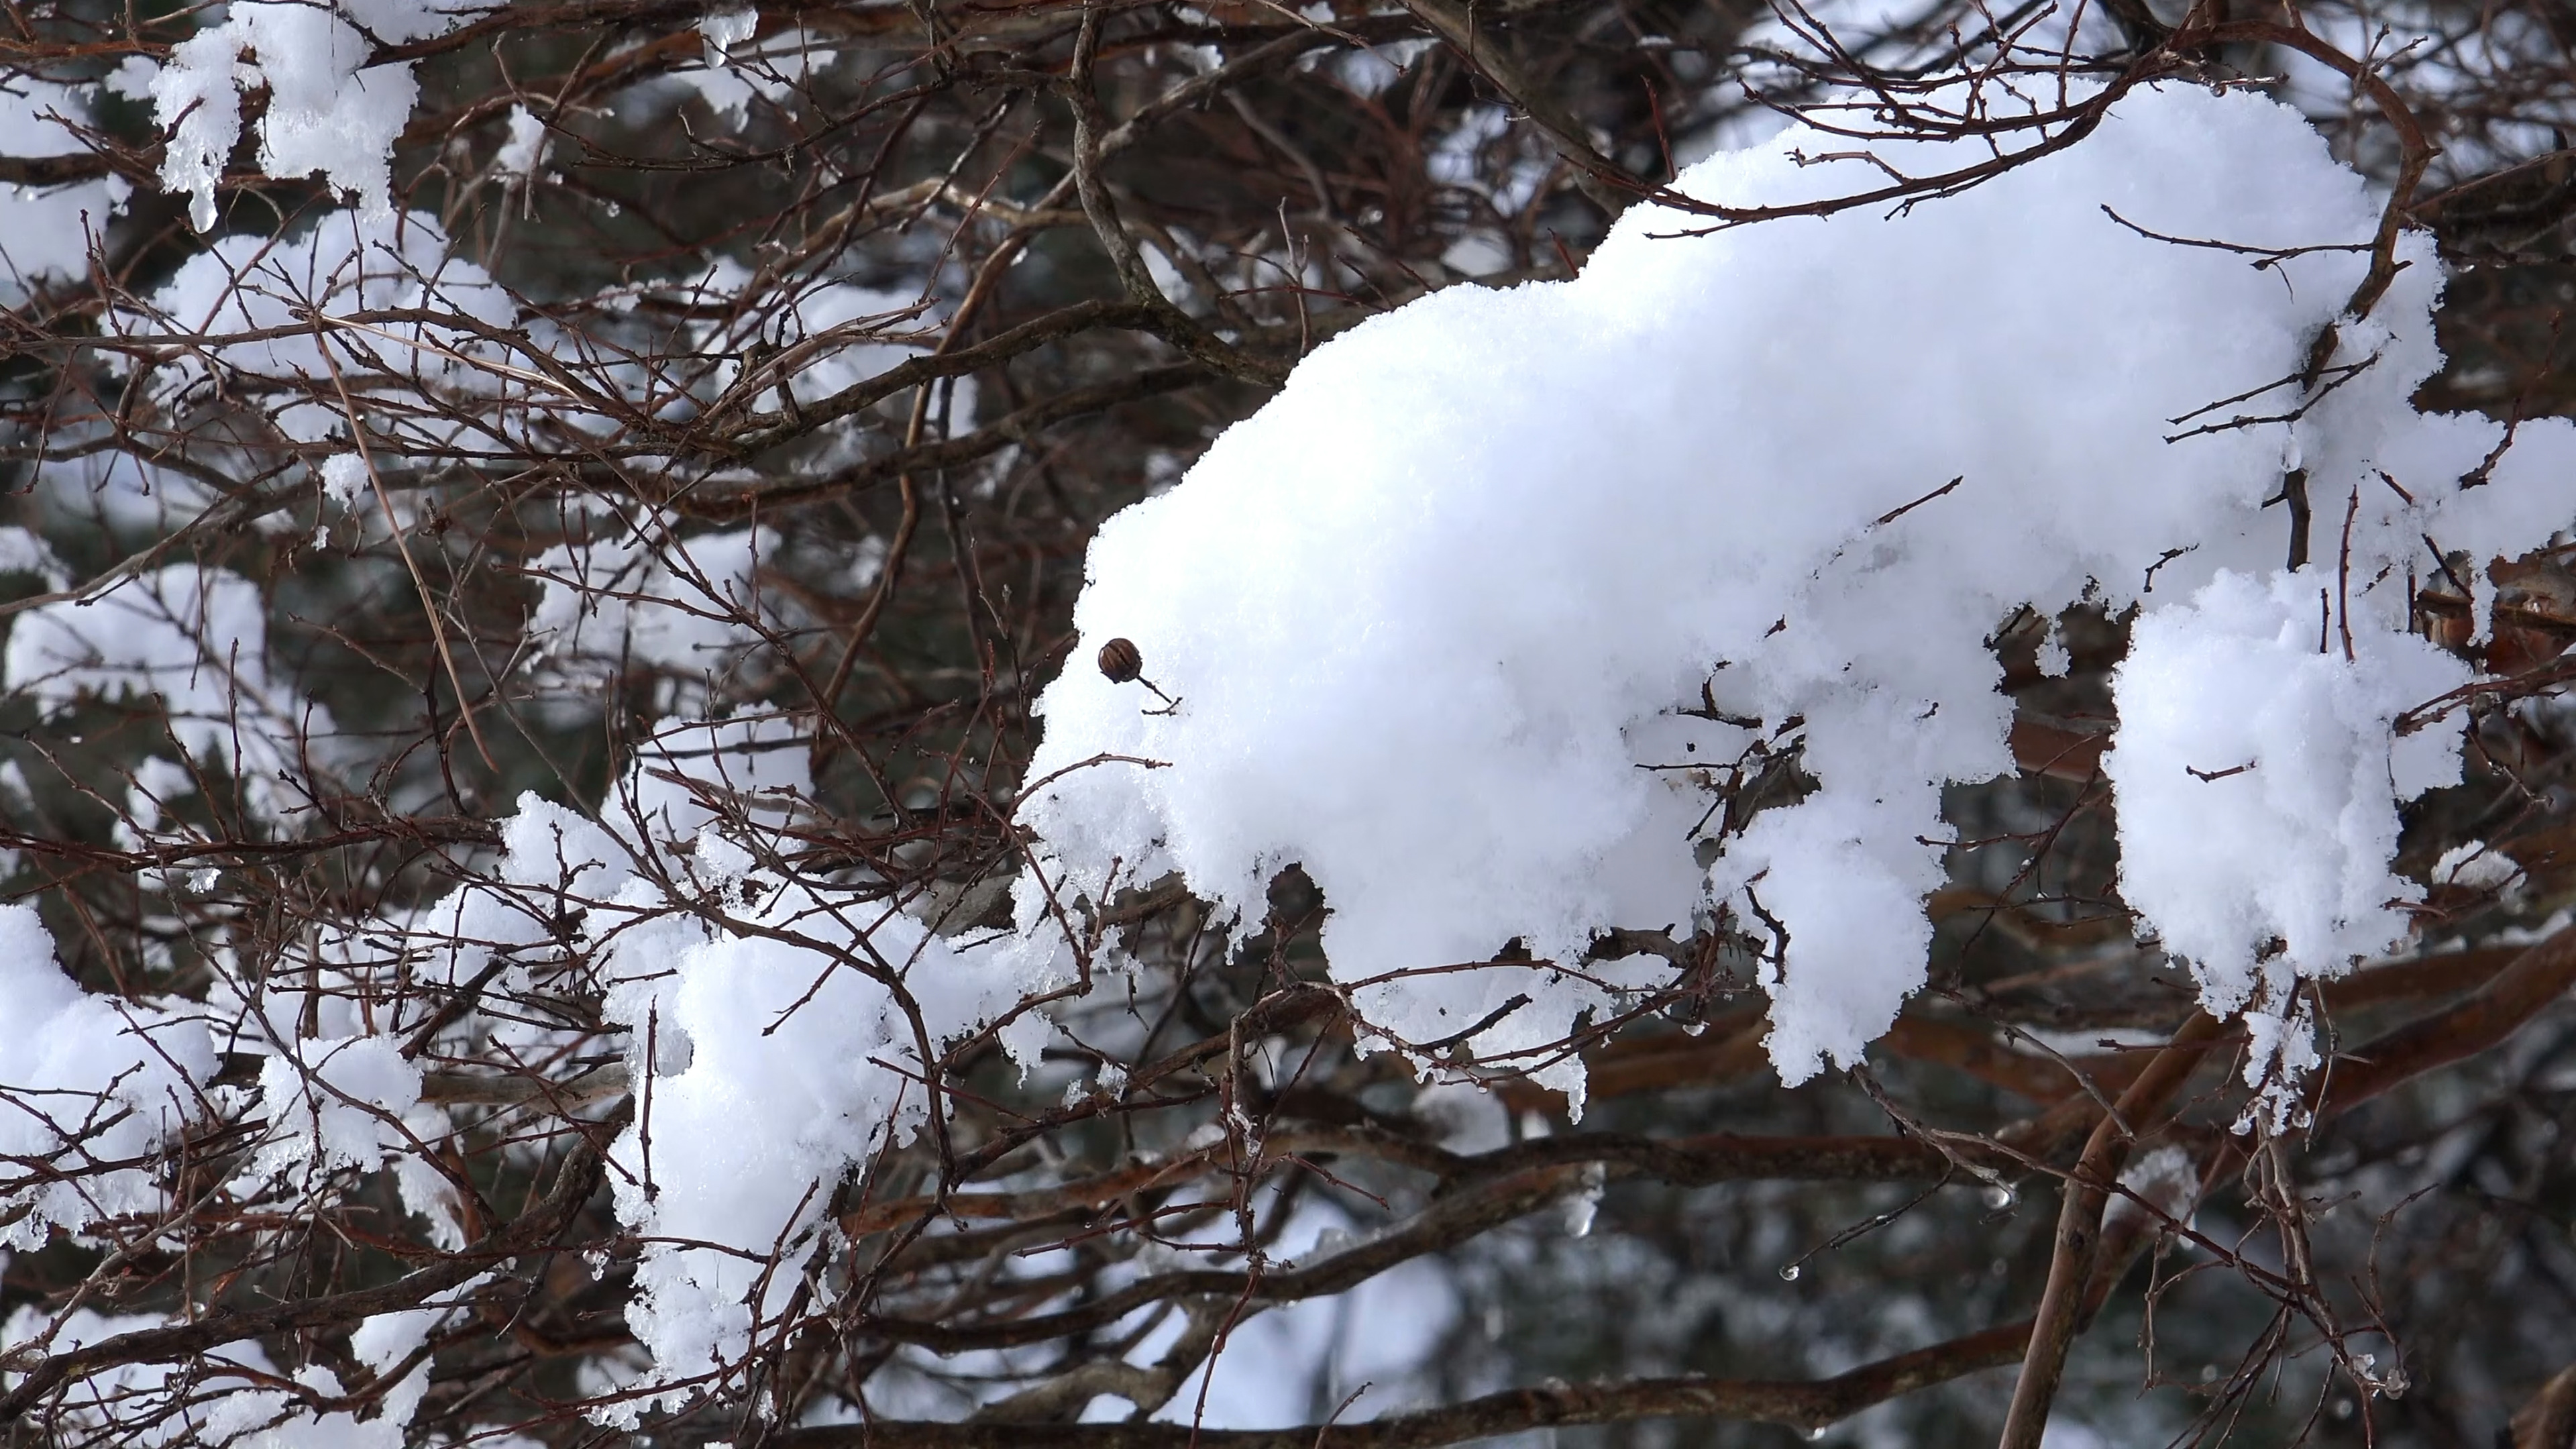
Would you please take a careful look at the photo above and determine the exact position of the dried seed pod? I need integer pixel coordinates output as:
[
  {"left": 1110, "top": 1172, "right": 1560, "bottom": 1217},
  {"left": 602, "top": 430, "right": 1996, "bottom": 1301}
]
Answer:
[{"left": 1097, "top": 637, "right": 1143, "bottom": 684}]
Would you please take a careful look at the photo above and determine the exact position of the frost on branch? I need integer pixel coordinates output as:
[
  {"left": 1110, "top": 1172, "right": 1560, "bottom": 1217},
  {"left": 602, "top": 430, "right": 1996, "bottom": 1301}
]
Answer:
[{"left": 1016, "top": 83, "right": 2576, "bottom": 1095}]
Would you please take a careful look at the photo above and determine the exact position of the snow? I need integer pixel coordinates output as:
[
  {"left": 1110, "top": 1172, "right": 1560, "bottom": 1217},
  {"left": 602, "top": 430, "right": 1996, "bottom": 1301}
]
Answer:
[
  {"left": 318, "top": 453, "right": 373, "bottom": 514},
  {"left": 0, "top": 80, "right": 121, "bottom": 292},
  {"left": 247, "top": 1034, "right": 424, "bottom": 1183},
  {"left": 0, "top": 905, "right": 213, "bottom": 1248},
  {"left": 154, "top": 6, "right": 410, "bottom": 229},
  {"left": 1, "top": 1285, "right": 486, "bottom": 1446},
  {"left": 495, "top": 105, "right": 549, "bottom": 180},
  {"left": 5, "top": 564, "right": 334, "bottom": 820},
  {"left": 1011, "top": 81, "right": 2576, "bottom": 1093},
  {"left": 2103, "top": 566, "right": 2470, "bottom": 1101},
  {"left": 755, "top": 282, "right": 947, "bottom": 413},
  {"left": 700, "top": 7, "right": 759, "bottom": 55},
  {"left": 664, "top": 19, "right": 838, "bottom": 129},
  {"left": 2433, "top": 840, "right": 2520, "bottom": 891},
  {"left": 0, "top": 527, "right": 68, "bottom": 588},
  {"left": 596, "top": 880, "right": 967, "bottom": 1408},
  {"left": 617, "top": 713, "right": 811, "bottom": 846},
  {"left": 0, "top": 768, "right": 926, "bottom": 1395},
  {"left": 111, "top": 209, "right": 512, "bottom": 445},
  {"left": 148, "top": 0, "right": 486, "bottom": 229},
  {"left": 5, "top": 56, "right": 2576, "bottom": 1427},
  {"left": 525, "top": 521, "right": 773, "bottom": 700},
  {"left": 680, "top": 266, "right": 959, "bottom": 428},
  {"left": 1153, "top": 1254, "right": 1455, "bottom": 1428},
  {"left": 430, "top": 780, "right": 1073, "bottom": 1409},
  {"left": 342, "top": 0, "right": 492, "bottom": 44},
  {"left": 1, "top": 1307, "right": 264, "bottom": 1445},
  {"left": 599, "top": 889, "right": 1054, "bottom": 1405}
]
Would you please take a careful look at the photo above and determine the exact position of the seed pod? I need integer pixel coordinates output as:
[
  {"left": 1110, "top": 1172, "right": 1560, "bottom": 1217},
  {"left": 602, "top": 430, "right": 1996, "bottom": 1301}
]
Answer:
[{"left": 1097, "top": 637, "right": 1143, "bottom": 684}]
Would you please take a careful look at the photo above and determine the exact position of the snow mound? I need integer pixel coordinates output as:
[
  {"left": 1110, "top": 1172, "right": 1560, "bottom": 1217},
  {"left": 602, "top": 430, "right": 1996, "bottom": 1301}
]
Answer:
[{"left": 1012, "top": 82, "right": 2576, "bottom": 1092}]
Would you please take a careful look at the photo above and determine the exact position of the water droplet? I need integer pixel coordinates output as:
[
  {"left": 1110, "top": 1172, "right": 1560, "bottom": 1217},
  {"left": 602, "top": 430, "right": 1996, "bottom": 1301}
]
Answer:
[
  {"left": 1983, "top": 1184, "right": 2015, "bottom": 1210},
  {"left": 1778, "top": 1263, "right": 1801, "bottom": 1282}
]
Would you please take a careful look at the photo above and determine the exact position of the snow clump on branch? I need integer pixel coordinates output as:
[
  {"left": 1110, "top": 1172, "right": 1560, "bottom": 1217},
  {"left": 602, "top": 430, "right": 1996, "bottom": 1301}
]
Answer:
[
  {"left": 1014, "top": 82, "right": 2576, "bottom": 1106},
  {"left": 148, "top": 0, "right": 489, "bottom": 230}
]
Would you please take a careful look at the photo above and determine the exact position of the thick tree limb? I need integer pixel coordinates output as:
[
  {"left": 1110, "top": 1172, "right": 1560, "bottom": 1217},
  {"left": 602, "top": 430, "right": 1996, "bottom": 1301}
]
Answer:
[
  {"left": 2511, "top": 1360, "right": 2576, "bottom": 1449},
  {"left": 2316, "top": 924, "right": 2576, "bottom": 1119},
  {"left": 1996, "top": 1010, "right": 2222, "bottom": 1449}
]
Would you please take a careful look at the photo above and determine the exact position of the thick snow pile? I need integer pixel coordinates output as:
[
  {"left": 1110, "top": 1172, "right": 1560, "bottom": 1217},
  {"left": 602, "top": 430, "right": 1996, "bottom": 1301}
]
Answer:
[
  {"left": 2105, "top": 568, "right": 2475, "bottom": 1124},
  {"left": 9, "top": 65, "right": 2576, "bottom": 1421},
  {"left": 595, "top": 873, "right": 1012, "bottom": 1409},
  {"left": 1014, "top": 83, "right": 2576, "bottom": 1092},
  {"left": 0, "top": 906, "right": 213, "bottom": 1249},
  {"left": 2104, "top": 573, "right": 2470, "bottom": 1010}
]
